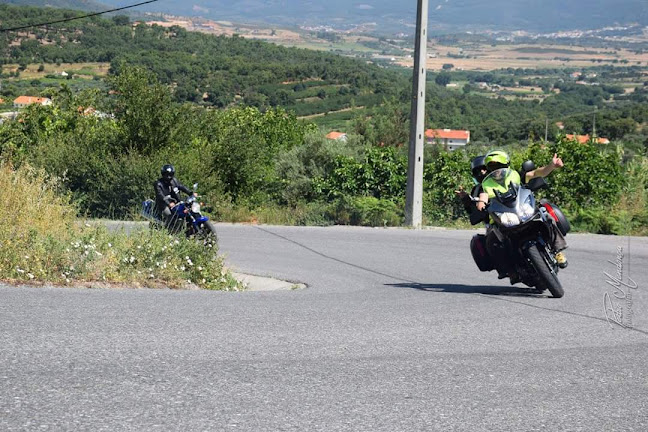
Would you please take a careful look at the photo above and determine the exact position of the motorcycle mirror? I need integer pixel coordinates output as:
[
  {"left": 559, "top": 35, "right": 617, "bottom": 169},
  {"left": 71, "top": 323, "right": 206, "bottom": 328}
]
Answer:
[
  {"left": 521, "top": 160, "right": 536, "bottom": 173},
  {"left": 521, "top": 160, "right": 536, "bottom": 184},
  {"left": 193, "top": 183, "right": 198, "bottom": 191}
]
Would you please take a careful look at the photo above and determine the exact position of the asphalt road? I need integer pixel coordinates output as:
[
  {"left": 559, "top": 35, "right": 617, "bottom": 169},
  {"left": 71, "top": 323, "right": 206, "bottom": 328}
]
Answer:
[{"left": 1, "top": 224, "right": 647, "bottom": 431}]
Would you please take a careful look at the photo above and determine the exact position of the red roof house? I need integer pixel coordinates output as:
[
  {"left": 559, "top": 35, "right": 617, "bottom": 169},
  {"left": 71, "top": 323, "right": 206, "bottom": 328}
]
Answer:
[
  {"left": 13, "top": 96, "right": 52, "bottom": 108},
  {"left": 425, "top": 129, "right": 470, "bottom": 150},
  {"left": 565, "top": 134, "right": 610, "bottom": 145}
]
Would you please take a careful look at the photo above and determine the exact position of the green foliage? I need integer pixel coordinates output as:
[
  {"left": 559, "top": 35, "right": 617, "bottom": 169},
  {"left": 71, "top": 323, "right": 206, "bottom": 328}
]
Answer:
[
  {"left": 201, "top": 106, "right": 315, "bottom": 204},
  {"left": 351, "top": 98, "right": 409, "bottom": 147},
  {"left": 523, "top": 136, "right": 623, "bottom": 209},
  {"left": 108, "top": 66, "right": 178, "bottom": 154},
  {"left": 435, "top": 72, "right": 452, "bottom": 86},
  {"left": 422, "top": 149, "right": 473, "bottom": 222},
  {"left": 314, "top": 146, "right": 407, "bottom": 201},
  {"left": 275, "top": 132, "right": 362, "bottom": 206},
  {"left": 569, "top": 207, "right": 624, "bottom": 235},
  {"left": 326, "top": 196, "right": 402, "bottom": 226}
]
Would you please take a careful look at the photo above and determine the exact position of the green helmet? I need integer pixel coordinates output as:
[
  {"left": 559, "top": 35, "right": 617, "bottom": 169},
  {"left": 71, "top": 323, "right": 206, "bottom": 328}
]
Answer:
[{"left": 484, "top": 150, "right": 510, "bottom": 170}]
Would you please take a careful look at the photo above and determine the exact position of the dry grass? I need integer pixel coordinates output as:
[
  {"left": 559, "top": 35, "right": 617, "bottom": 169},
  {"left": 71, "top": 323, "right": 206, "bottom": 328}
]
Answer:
[
  {"left": 3, "top": 62, "right": 110, "bottom": 79},
  {"left": 0, "top": 164, "right": 77, "bottom": 241},
  {"left": 395, "top": 43, "right": 648, "bottom": 71}
]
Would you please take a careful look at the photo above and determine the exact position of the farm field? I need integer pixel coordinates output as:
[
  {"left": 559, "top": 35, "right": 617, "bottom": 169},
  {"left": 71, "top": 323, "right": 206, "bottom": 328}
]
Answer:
[
  {"left": 2, "top": 62, "right": 110, "bottom": 79},
  {"left": 399, "top": 43, "right": 648, "bottom": 71}
]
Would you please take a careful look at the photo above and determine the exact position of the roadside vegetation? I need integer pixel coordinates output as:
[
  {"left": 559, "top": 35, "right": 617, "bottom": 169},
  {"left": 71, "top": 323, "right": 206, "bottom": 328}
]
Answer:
[{"left": 0, "top": 163, "right": 243, "bottom": 290}]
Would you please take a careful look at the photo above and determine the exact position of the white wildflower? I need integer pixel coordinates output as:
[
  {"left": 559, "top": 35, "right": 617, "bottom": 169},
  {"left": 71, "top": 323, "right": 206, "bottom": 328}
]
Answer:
[
  {"left": 16, "top": 268, "right": 25, "bottom": 274},
  {"left": 27, "top": 273, "right": 34, "bottom": 280}
]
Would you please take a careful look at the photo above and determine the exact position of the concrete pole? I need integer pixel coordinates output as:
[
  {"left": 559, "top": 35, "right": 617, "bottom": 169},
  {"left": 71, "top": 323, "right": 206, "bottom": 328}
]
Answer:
[{"left": 405, "top": 0, "right": 428, "bottom": 228}]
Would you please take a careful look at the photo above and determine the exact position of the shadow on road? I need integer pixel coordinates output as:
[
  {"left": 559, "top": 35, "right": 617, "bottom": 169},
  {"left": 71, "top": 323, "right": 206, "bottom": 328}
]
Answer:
[{"left": 386, "top": 282, "right": 546, "bottom": 297}]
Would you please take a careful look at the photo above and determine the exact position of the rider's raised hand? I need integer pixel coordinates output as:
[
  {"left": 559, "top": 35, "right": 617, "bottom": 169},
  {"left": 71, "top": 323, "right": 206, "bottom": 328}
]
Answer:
[{"left": 552, "top": 153, "right": 564, "bottom": 168}]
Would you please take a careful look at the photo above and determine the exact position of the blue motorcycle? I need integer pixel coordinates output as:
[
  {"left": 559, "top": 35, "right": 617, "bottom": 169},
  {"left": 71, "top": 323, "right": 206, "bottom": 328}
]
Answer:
[{"left": 141, "top": 184, "right": 217, "bottom": 241}]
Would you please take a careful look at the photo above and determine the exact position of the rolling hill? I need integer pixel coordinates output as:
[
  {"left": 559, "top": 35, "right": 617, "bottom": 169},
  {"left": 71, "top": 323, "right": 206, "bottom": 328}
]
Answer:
[{"left": 95, "top": 0, "right": 648, "bottom": 33}]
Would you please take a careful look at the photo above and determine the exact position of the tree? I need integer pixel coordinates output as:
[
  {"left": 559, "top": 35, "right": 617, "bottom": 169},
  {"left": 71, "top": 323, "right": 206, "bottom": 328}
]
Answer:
[
  {"left": 108, "top": 65, "right": 178, "bottom": 154},
  {"left": 435, "top": 72, "right": 451, "bottom": 86}
]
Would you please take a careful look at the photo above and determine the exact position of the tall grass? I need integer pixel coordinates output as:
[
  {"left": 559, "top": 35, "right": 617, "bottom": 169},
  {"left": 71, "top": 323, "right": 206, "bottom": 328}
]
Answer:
[{"left": 0, "top": 164, "right": 243, "bottom": 290}]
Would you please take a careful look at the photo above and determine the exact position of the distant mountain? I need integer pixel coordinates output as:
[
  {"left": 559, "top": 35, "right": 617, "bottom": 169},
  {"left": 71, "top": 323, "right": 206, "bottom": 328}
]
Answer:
[
  {"left": 0, "top": 0, "right": 104, "bottom": 11},
  {"left": 94, "top": 0, "right": 648, "bottom": 34},
  {"left": 4, "top": 0, "right": 647, "bottom": 34}
]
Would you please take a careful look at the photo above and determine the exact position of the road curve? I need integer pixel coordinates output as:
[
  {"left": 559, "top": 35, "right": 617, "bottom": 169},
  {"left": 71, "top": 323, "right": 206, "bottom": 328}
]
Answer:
[{"left": 1, "top": 224, "right": 647, "bottom": 431}]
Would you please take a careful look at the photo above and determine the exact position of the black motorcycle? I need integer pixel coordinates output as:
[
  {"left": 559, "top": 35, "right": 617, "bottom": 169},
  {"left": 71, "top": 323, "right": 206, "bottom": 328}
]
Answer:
[{"left": 470, "top": 163, "right": 570, "bottom": 298}]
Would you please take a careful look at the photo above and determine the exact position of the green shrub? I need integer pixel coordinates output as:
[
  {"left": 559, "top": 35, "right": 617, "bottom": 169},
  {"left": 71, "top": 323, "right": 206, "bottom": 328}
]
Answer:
[
  {"left": 326, "top": 196, "right": 401, "bottom": 226},
  {"left": 524, "top": 137, "right": 623, "bottom": 210}
]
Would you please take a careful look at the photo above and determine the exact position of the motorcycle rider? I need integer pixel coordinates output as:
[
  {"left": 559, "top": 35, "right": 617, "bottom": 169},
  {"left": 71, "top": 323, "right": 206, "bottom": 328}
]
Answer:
[
  {"left": 455, "top": 155, "right": 488, "bottom": 216},
  {"left": 154, "top": 164, "right": 196, "bottom": 229},
  {"left": 475, "top": 150, "right": 568, "bottom": 281}
]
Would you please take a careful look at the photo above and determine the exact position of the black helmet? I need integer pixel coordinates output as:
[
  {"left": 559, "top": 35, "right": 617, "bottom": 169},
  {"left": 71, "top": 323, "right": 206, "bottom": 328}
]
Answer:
[
  {"left": 161, "top": 164, "right": 175, "bottom": 181},
  {"left": 470, "top": 155, "right": 487, "bottom": 182}
]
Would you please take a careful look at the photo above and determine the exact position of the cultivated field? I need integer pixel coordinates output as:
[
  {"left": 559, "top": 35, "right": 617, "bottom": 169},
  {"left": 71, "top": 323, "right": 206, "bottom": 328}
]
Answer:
[
  {"left": 3, "top": 62, "right": 110, "bottom": 79},
  {"left": 401, "top": 43, "right": 648, "bottom": 71}
]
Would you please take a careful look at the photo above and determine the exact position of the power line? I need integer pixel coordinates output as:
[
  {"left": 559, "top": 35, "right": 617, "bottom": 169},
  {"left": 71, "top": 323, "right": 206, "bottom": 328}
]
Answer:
[{"left": 0, "top": 0, "right": 160, "bottom": 33}]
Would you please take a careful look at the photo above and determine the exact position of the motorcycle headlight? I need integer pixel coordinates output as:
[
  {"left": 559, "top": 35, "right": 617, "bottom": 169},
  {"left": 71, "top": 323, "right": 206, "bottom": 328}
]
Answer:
[
  {"left": 496, "top": 212, "right": 520, "bottom": 227},
  {"left": 519, "top": 202, "right": 535, "bottom": 221},
  {"left": 191, "top": 202, "right": 201, "bottom": 213}
]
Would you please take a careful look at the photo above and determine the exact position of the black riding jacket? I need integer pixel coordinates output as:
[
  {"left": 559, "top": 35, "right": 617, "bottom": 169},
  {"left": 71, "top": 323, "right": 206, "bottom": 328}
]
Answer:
[{"left": 154, "top": 177, "right": 192, "bottom": 209}]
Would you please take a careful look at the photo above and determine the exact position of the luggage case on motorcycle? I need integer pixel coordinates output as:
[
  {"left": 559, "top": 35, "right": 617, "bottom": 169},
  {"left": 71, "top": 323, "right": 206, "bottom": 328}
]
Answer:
[{"left": 470, "top": 234, "right": 494, "bottom": 272}]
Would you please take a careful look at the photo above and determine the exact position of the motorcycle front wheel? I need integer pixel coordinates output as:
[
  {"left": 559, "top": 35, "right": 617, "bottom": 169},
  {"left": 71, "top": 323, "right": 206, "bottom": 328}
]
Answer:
[
  {"left": 526, "top": 245, "right": 564, "bottom": 298},
  {"left": 198, "top": 220, "right": 218, "bottom": 243}
]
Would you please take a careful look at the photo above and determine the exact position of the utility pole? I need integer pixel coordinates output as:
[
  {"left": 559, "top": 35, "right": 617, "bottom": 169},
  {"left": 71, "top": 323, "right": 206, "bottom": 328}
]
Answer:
[
  {"left": 405, "top": 0, "right": 428, "bottom": 228},
  {"left": 544, "top": 118, "right": 548, "bottom": 142},
  {"left": 592, "top": 107, "right": 597, "bottom": 138}
]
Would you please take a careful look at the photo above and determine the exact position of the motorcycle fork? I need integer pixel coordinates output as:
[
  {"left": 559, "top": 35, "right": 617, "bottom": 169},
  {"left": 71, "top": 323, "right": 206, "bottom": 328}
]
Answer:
[{"left": 526, "top": 237, "right": 559, "bottom": 277}]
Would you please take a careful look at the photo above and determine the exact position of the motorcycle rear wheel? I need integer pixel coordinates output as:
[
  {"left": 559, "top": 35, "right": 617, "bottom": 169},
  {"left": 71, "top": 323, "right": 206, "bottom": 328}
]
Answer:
[{"left": 526, "top": 245, "right": 564, "bottom": 298}]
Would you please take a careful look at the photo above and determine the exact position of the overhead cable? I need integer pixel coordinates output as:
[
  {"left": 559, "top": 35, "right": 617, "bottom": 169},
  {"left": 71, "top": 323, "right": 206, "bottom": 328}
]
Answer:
[{"left": 0, "top": 0, "right": 160, "bottom": 32}]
